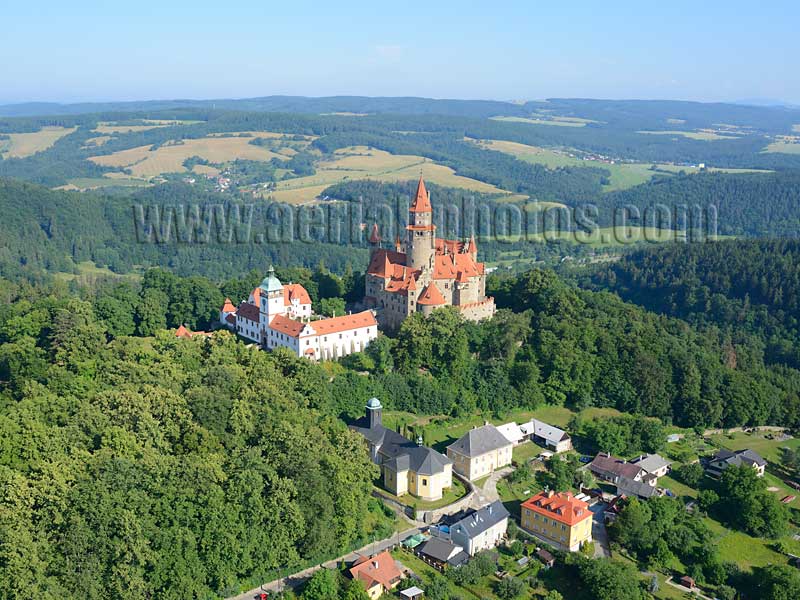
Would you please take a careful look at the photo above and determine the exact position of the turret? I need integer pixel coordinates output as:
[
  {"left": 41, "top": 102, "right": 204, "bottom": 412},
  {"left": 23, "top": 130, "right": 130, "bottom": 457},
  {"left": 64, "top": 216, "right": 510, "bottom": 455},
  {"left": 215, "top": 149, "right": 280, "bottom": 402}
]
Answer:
[
  {"left": 258, "top": 265, "right": 285, "bottom": 325},
  {"left": 368, "top": 223, "right": 381, "bottom": 248},
  {"left": 407, "top": 175, "right": 436, "bottom": 269},
  {"left": 366, "top": 397, "right": 383, "bottom": 429}
]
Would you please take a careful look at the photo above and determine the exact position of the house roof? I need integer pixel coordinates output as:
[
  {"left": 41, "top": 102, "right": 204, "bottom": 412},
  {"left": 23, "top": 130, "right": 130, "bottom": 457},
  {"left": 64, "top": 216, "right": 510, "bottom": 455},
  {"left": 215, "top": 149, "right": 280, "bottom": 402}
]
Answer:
[
  {"left": 521, "top": 491, "right": 591, "bottom": 526},
  {"left": 221, "top": 298, "right": 236, "bottom": 313},
  {"left": 352, "top": 418, "right": 452, "bottom": 476},
  {"left": 589, "top": 453, "right": 644, "bottom": 480},
  {"left": 368, "top": 223, "right": 382, "bottom": 244},
  {"left": 417, "top": 283, "right": 446, "bottom": 306},
  {"left": 536, "top": 548, "right": 555, "bottom": 564},
  {"left": 448, "top": 424, "right": 511, "bottom": 458},
  {"left": 527, "top": 419, "right": 570, "bottom": 445},
  {"left": 497, "top": 422, "right": 525, "bottom": 445},
  {"left": 236, "top": 301, "right": 260, "bottom": 323},
  {"left": 269, "top": 313, "right": 306, "bottom": 337},
  {"left": 631, "top": 453, "right": 671, "bottom": 474},
  {"left": 349, "top": 551, "right": 401, "bottom": 591},
  {"left": 418, "top": 538, "right": 468, "bottom": 565},
  {"left": 616, "top": 476, "right": 658, "bottom": 499},
  {"left": 311, "top": 310, "right": 377, "bottom": 335},
  {"left": 409, "top": 176, "right": 432, "bottom": 213},
  {"left": 712, "top": 448, "right": 767, "bottom": 468},
  {"left": 450, "top": 501, "right": 509, "bottom": 540},
  {"left": 401, "top": 586, "right": 425, "bottom": 598},
  {"left": 284, "top": 283, "right": 311, "bottom": 306}
]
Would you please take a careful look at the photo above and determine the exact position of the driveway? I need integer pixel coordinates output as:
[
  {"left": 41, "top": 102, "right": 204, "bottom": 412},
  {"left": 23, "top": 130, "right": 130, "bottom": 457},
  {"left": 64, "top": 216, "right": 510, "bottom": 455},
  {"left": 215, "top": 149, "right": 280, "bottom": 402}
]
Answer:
[
  {"left": 470, "top": 466, "right": 513, "bottom": 508},
  {"left": 590, "top": 503, "right": 611, "bottom": 558}
]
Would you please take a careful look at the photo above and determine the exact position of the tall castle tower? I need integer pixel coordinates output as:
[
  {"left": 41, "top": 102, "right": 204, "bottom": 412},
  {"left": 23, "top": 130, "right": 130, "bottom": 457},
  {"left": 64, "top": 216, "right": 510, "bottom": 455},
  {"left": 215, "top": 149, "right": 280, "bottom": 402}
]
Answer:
[
  {"left": 407, "top": 176, "right": 436, "bottom": 269},
  {"left": 258, "top": 265, "right": 285, "bottom": 325}
]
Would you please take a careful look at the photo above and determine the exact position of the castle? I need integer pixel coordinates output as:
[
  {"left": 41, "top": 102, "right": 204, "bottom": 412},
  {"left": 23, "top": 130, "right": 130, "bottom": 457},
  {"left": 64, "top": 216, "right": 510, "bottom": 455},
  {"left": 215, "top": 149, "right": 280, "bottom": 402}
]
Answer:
[
  {"left": 364, "top": 176, "right": 495, "bottom": 330},
  {"left": 220, "top": 267, "right": 378, "bottom": 360}
]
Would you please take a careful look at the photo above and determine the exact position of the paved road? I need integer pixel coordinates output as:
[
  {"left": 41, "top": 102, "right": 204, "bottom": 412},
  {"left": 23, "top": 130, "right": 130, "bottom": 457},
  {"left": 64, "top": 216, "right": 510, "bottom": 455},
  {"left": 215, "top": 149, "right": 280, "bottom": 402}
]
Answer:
[
  {"left": 470, "top": 466, "right": 513, "bottom": 508},
  {"left": 226, "top": 526, "right": 421, "bottom": 600}
]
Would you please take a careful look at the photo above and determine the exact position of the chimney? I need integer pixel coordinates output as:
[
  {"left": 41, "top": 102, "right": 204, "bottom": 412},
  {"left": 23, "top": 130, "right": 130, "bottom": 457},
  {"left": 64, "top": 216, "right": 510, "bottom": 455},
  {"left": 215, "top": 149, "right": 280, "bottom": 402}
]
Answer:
[
  {"left": 372, "top": 560, "right": 378, "bottom": 569},
  {"left": 488, "top": 504, "right": 493, "bottom": 515},
  {"left": 417, "top": 435, "right": 423, "bottom": 446}
]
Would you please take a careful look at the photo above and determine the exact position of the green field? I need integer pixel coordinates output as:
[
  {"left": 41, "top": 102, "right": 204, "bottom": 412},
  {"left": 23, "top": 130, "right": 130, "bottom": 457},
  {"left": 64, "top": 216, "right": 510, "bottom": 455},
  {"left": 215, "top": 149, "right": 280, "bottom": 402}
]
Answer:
[
  {"left": 490, "top": 115, "right": 589, "bottom": 127},
  {"left": 708, "top": 430, "right": 800, "bottom": 464},
  {"left": 764, "top": 140, "right": 800, "bottom": 154}
]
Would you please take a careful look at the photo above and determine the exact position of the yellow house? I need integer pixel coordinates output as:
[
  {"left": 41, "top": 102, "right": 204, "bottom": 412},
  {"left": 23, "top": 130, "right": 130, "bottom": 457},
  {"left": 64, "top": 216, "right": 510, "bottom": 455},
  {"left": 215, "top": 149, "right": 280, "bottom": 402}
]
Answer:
[
  {"left": 521, "top": 490, "right": 593, "bottom": 552},
  {"left": 447, "top": 424, "right": 513, "bottom": 481},
  {"left": 352, "top": 398, "right": 453, "bottom": 501}
]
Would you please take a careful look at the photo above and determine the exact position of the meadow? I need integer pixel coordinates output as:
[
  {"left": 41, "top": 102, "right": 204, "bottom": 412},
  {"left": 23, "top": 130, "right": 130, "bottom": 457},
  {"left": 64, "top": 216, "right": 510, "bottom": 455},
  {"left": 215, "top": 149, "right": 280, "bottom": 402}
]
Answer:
[
  {"left": 88, "top": 133, "right": 296, "bottom": 177},
  {"left": 0, "top": 126, "right": 77, "bottom": 158},
  {"left": 264, "top": 146, "right": 523, "bottom": 204}
]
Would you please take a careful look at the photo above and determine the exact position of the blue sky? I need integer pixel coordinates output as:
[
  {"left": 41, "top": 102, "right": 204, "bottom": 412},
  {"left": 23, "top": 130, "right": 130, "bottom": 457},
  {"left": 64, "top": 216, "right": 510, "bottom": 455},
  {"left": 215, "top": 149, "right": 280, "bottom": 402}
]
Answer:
[{"left": 1, "top": 0, "right": 797, "bottom": 104}]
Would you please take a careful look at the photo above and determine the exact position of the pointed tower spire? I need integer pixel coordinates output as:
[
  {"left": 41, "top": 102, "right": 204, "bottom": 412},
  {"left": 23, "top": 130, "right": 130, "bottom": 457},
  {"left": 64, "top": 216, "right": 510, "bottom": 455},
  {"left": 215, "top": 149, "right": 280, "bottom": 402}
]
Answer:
[
  {"left": 368, "top": 223, "right": 381, "bottom": 245},
  {"left": 395, "top": 235, "right": 402, "bottom": 252},
  {"left": 469, "top": 233, "right": 478, "bottom": 256},
  {"left": 409, "top": 175, "right": 432, "bottom": 213}
]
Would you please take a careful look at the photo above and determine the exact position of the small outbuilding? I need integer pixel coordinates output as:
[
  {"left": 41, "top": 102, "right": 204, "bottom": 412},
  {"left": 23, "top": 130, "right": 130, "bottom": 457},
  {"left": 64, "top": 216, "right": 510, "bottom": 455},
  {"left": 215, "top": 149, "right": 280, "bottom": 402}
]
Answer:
[{"left": 400, "top": 586, "right": 425, "bottom": 600}]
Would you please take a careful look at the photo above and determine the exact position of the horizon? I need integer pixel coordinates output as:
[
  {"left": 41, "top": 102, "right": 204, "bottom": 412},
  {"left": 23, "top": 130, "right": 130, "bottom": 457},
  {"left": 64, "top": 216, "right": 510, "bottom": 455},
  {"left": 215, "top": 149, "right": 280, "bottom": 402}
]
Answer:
[{"left": 3, "top": 0, "right": 799, "bottom": 106}]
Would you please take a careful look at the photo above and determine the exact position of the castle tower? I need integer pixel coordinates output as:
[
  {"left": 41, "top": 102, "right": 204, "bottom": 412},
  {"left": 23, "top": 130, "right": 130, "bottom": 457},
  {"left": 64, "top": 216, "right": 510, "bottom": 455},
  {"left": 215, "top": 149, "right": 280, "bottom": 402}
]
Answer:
[
  {"left": 368, "top": 223, "right": 381, "bottom": 251},
  {"left": 366, "top": 397, "right": 383, "bottom": 429},
  {"left": 258, "top": 265, "right": 285, "bottom": 325},
  {"left": 407, "top": 176, "right": 436, "bottom": 269}
]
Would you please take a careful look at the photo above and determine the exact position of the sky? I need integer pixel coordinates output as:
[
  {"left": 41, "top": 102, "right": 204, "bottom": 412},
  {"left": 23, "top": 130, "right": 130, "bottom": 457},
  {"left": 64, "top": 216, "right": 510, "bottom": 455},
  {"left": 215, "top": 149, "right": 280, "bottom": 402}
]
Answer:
[{"left": 1, "top": 0, "right": 798, "bottom": 105}]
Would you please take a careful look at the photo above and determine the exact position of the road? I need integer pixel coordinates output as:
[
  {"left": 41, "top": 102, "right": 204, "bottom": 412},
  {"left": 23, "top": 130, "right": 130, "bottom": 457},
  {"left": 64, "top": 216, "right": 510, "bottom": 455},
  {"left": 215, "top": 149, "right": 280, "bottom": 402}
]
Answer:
[
  {"left": 470, "top": 466, "right": 513, "bottom": 508},
  {"left": 590, "top": 503, "right": 611, "bottom": 558},
  {"left": 226, "top": 526, "right": 421, "bottom": 600}
]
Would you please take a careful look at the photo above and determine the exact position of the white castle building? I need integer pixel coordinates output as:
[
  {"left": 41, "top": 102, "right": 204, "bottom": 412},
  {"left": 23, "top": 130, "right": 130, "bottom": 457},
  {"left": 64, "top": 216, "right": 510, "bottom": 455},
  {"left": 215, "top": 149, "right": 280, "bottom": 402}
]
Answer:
[{"left": 220, "top": 266, "right": 378, "bottom": 360}]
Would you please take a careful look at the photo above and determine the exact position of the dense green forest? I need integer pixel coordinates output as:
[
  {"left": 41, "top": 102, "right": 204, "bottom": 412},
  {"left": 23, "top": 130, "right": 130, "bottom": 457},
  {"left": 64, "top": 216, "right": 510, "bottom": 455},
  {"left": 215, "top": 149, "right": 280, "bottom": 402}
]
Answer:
[
  {"left": 589, "top": 240, "right": 800, "bottom": 368},
  {"left": 0, "top": 279, "right": 398, "bottom": 598}
]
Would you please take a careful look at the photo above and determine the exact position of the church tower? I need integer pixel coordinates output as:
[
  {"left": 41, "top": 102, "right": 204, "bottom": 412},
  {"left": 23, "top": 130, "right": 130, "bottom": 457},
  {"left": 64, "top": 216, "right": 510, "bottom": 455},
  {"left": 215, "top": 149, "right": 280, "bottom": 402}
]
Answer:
[
  {"left": 258, "top": 265, "right": 285, "bottom": 326},
  {"left": 407, "top": 176, "right": 436, "bottom": 269}
]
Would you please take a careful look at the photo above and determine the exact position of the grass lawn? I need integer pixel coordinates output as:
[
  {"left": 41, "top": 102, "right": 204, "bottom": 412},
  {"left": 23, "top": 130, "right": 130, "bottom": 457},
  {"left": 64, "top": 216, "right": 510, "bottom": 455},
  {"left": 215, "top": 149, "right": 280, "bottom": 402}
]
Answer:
[
  {"left": 512, "top": 441, "right": 545, "bottom": 464},
  {"left": 709, "top": 430, "right": 800, "bottom": 464},
  {"left": 391, "top": 549, "right": 483, "bottom": 599}
]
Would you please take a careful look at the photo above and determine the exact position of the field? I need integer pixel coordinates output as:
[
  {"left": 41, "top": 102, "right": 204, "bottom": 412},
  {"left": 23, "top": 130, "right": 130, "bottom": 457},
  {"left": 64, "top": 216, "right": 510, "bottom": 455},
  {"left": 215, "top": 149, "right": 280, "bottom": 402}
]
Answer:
[
  {"left": 264, "top": 146, "right": 523, "bottom": 204},
  {"left": 88, "top": 133, "right": 296, "bottom": 178},
  {"left": 490, "top": 115, "right": 590, "bottom": 127},
  {"left": 474, "top": 138, "right": 769, "bottom": 191},
  {"left": 0, "top": 126, "right": 77, "bottom": 158},
  {"left": 708, "top": 430, "right": 800, "bottom": 464},
  {"left": 93, "top": 119, "right": 203, "bottom": 134},
  {"left": 764, "top": 140, "right": 800, "bottom": 154},
  {"left": 638, "top": 129, "right": 740, "bottom": 140},
  {"left": 56, "top": 176, "right": 151, "bottom": 191}
]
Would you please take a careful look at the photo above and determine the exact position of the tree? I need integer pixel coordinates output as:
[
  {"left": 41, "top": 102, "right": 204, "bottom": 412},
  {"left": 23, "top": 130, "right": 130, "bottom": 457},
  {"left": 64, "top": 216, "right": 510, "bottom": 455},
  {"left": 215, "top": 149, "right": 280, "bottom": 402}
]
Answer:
[
  {"left": 301, "top": 568, "right": 339, "bottom": 600},
  {"left": 495, "top": 576, "right": 524, "bottom": 599},
  {"left": 341, "top": 578, "right": 370, "bottom": 600},
  {"left": 752, "top": 564, "right": 800, "bottom": 600},
  {"left": 675, "top": 462, "right": 704, "bottom": 488},
  {"left": 319, "top": 297, "right": 346, "bottom": 318}
]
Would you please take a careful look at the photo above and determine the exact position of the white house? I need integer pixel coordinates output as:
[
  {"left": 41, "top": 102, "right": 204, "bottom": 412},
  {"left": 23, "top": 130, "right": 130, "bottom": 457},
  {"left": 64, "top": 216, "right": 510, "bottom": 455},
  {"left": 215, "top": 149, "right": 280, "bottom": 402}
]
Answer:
[
  {"left": 221, "top": 266, "right": 378, "bottom": 359},
  {"left": 449, "top": 501, "right": 510, "bottom": 556}
]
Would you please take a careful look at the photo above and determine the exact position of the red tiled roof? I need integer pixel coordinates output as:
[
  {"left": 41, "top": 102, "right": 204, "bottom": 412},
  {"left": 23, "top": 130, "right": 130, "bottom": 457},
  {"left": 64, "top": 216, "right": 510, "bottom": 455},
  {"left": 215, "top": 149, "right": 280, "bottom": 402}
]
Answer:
[
  {"left": 417, "top": 283, "right": 446, "bottom": 306},
  {"left": 369, "top": 223, "right": 381, "bottom": 244},
  {"left": 349, "top": 551, "right": 402, "bottom": 591},
  {"left": 221, "top": 298, "right": 236, "bottom": 313},
  {"left": 269, "top": 314, "right": 306, "bottom": 337},
  {"left": 175, "top": 325, "right": 191, "bottom": 339},
  {"left": 409, "top": 175, "right": 432, "bottom": 213},
  {"left": 522, "top": 491, "right": 591, "bottom": 527},
  {"left": 310, "top": 310, "right": 377, "bottom": 335},
  {"left": 251, "top": 287, "right": 261, "bottom": 304},
  {"left": 284, "top": 283, "right": 311, "bottom": 306},
  {"left": 225, "top": 313, "right": 236, "bottom": 325},
  {"left": 433, "top": 252, "right": 481, "bottom": 280},
  {"left": 366, "top": 248, "right": 407, "bottom": 278}
]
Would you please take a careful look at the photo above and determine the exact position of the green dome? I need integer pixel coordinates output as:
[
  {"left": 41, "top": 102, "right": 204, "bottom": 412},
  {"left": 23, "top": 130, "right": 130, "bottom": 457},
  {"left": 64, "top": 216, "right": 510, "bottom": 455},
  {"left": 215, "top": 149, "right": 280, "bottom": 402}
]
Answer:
[
  {"left": 366, "top": 397, "right": 382, "bottom": 409},
  {"left": 259, "top": 265, "right": 283, "bottom": 293}
]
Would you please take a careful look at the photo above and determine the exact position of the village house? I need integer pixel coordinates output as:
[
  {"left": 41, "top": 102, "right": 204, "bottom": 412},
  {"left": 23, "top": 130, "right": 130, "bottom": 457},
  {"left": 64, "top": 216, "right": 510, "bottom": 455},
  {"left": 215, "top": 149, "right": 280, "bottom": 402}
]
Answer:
[
  {"left": 447, "top": 423, "right": 513, "bottom": 481},
  {"left": 706, "top": 448, "right": 767, "bottom": 478},
  {"left": 363, "top": 176, "right": 495, "bottom": 330},
  {"left": 351, "top": 398, "right": 453, "bottom": 501},
  {"left": 521, "top": 490, "right": 593, "bottom": 552},
  {"left": 589, "top": 452, "right": 654, "bottom": 486},
  {"left": 348, "top": 551, "right": 403, "bottom": 599},
  {"left": 220, "top": 266, "right": 377, "bottom": 360},
  {"left": 448, "top": 500, "right": 510, "bottom": 556},
  {"left": 630, "top": 453, "right": 672, "bottom": 478},
  {"left": 416, "top": 538, "right": 469, "bottom": 570}
]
